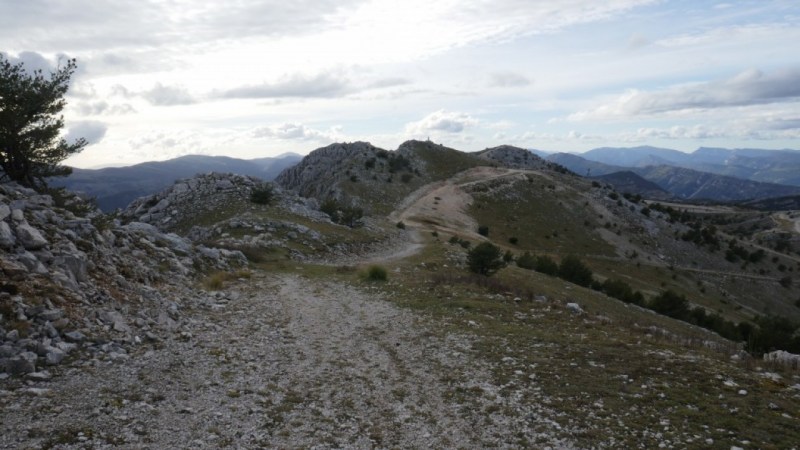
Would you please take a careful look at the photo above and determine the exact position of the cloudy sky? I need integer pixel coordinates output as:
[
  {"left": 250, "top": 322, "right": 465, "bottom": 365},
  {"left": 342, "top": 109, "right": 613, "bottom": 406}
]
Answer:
[{"left": 2, "top": 0, "right": 799, "bottom": 168}]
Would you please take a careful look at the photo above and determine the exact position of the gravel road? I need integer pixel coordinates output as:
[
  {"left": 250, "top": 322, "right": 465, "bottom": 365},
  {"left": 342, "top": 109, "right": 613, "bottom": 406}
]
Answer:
[{"left": 1, "top": 269, "right": 572, "bottom": 449}]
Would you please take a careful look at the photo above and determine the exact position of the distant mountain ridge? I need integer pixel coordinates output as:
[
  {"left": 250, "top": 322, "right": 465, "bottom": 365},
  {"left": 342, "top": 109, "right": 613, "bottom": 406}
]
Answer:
[
  {"left": 52, "top": 153, "right": 302, "bottom": 211},
  {"left": 547, "top": 152, "right": 800, "bottom": 202},
  {"left": 575, "top": 145, "right": 800, "bottom": 187}
]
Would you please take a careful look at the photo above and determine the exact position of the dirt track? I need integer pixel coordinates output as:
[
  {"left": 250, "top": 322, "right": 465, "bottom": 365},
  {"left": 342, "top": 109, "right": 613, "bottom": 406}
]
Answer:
[{"left": 0, "top": 268, "right": 572, "bottom": 449}]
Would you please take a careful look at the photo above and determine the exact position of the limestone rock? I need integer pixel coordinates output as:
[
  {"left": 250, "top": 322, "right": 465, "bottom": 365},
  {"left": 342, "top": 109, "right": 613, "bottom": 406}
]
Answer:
[
  {"left": 0, "top": 221, "right": 15, "bottom": 249},
  {"left": 15, "top": 222, "right": 48, "bottom": 249}
]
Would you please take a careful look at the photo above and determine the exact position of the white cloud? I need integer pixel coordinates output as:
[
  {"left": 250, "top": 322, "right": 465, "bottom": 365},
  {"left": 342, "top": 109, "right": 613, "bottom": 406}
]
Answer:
[
  {"left": 142, "top": 83, "right": 196, "bottom": 106},
  {"left": 488, "top": 72, "right": 531, "bottom": 88},
  {"left": 64, "top": 121, "right": 107, "bottom": 145},
  {"left": 74, "top": 101, "right": 136, "bottom": 116},
  {"left": 569, "top": 68, "right": 800, "bottom": 121},
  {"left": 252, "top": 123, "right": 342, "bottom": 142},
  {"left": 218, "top": 72, "right": 350, "bottom": 99},
  {"left": 405, "top": 110, "right": 479, "bottom": 135}
]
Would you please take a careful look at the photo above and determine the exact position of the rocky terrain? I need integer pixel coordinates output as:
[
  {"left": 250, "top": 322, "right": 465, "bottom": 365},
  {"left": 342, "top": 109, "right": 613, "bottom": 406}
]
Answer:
[
  {"left": 0, "top": 180, "right": 245, "bottom": 382},
  {"left": 474, "top": 145, "right": 556, "bottom": 171}
]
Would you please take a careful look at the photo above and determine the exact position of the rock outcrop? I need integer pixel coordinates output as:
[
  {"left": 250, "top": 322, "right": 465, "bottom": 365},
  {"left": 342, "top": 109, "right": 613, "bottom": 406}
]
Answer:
[
  {"left": 474, "top": 145, "right": 555, "bottom": 170},
  {"left": 275, "top": 141, "right": 391, "bottom": 199},
  {"left": 0, "top": 181, "right": 245, "bottom": 378}
]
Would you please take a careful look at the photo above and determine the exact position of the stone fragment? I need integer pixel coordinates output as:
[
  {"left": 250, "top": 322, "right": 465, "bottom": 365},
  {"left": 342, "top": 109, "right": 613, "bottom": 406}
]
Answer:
[
  {"left": 566, "top": 302, "right": 584, "bottom": 314},
  {"left": 15, "top": 223, "right": 48, "bottom": 249},
  {"left": 63, "top": 331, "right": 86, "bottom": 343},
  {"left": 0, "top": 221, "right": 15, "bottom": 249},
  {"left": 38, "top": 309, "right": 64, "bottom": 322},
  {"left": 7, "top": 352, "right": 37, "bottom": 375},
  {"left": 45, "top": 347, "right": 66, "bottom": 365}
]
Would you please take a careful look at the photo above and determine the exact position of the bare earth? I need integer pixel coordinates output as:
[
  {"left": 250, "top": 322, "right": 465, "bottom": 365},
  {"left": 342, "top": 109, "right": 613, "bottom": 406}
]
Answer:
[{"left": 0, "top": 269, "right": 572, "bottom": 449}]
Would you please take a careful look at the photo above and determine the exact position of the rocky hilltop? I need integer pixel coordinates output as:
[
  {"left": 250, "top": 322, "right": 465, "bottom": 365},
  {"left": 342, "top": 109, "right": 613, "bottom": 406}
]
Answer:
[
  {"left": 474, "top": 145, "right": 555, "bottom": 170},
  {"left": 0, "top": 181, "right": 244, "bottom": 379},
  {"left": 275, "top": 141, "right": 392, "bottom": 200}
]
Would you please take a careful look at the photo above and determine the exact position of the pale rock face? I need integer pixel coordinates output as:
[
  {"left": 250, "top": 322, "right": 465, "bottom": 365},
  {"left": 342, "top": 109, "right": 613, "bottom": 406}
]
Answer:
[
  {"left": 0, "top": 221, "right": 15, "bottom": 248},
  {"left": 15, "top": 222, "right": 48, "bottom": 249}
]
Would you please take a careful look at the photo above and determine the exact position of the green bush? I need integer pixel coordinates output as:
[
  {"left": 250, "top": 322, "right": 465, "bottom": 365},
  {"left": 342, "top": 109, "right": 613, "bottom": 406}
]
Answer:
[
  {"left": 601, "top": 278, "right": 644, "bottom": 305},
  {"left": 396, "top": 221, "right": 406, "bottom": 229},
  {"left": 467, "top": 242, "right": 506, "bottom": 276},
  {"left": 534, "top": 255, "right": 559, "bottom": 276},
  {"left": 558, "top": 255, "right": 594, "bottom": 287},
  {"left": 250, "top": 184, "right": 274, "bottom": 205},
  {"left": 320, "top": 197, "right": 363, "bottom": 227},
  {"left": 364, "top": 265, "right": 388, "bottom": 281},
  {"left": 400, "top": 173, "right": 413, "bottom": 183},
  {"left": 516, "top": 251, "right": 536, "bottom": 270},
  {"left": 477, "top": 225, "right": 489, "bottom": 237},
  {"left": 649, "top": 290, "right": 689, "bottom": 320},
  {"left": 508, "top": 237, "right": 518, "bottom": 245}
]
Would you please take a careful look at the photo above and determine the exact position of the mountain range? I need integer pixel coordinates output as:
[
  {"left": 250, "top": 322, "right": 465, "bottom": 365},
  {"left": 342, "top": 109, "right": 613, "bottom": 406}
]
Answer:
[
  {"left": 567, "top": 145, "right": 800, "bottom": 187},
  {"left": 51, "top": 153, "right": 303, "bottom": 211},
  {"left": 546, "top": 147, "right": 800, "bottom": 202}
]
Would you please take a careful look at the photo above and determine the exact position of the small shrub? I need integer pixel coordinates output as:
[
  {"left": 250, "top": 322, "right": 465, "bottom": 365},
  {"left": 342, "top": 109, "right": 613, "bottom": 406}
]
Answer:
[
  {"left": 203, "top": 271, "right": 227, "bottom": 290},
  {"left": 649, "top": 290, "right": 689, "bottom": 320},
  {"left": 558, "top": 255, "right": 593, "bottom": 287},
  {"left": 477, "top": 225, "right": 489, "bottom": 237},
  {"left": 509, "top": 237, "right": 518, "bottom": 245},
  {"left": 365, "top": 265, "right": 388, "bottom": 281},
  {"left": 400, "top": 173, "right": 413, "bottom": 183},
  {"left": 534, "top": 255, "right": 559, "bottom": 276},
  {"left": 467, "top": 242, "right": 506, "bottom": 276},
  {"left": 250, "top": 183, "right": 274, "bottom": 205},
  {"left": 396, "top": 221, "right": 406, "bottom": 229},
  {"left": 503, "top": 250, "right": 514, "bottom": 263},
  {"left": 448, "top": 236, "right": 459, "bottom": 245},
  {"left": 516, "top": 251, "right": 536, "bottom": 270}
]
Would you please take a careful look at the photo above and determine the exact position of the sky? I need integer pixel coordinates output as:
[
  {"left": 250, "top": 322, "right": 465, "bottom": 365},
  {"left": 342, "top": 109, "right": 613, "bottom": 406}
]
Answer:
[{"left": 2, "top": 0, "right": 799, "bottom": 168}]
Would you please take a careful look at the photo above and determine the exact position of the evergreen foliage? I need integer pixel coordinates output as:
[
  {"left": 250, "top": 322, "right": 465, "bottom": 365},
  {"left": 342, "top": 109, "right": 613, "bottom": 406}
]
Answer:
[
  {"left": 467, "top": 242, "right": 506, "bottom": 276},
  {"left": 0, "top": 55, "right": 86, "bottom": 188},
  {"left": 557, "top": 255, "right": 594, "bottom": 287}
]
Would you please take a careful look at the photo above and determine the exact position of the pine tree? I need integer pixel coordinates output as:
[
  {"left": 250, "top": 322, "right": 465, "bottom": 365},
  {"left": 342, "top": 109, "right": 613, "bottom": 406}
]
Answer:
[{"left": 0, "top": 55, "right": 86, "bottom": 189}]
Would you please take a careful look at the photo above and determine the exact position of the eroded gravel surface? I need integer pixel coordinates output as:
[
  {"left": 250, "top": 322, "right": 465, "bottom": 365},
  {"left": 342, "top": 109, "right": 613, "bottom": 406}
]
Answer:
[{"left": 0, "top": 271, "right": 573, "bottom": 449}]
